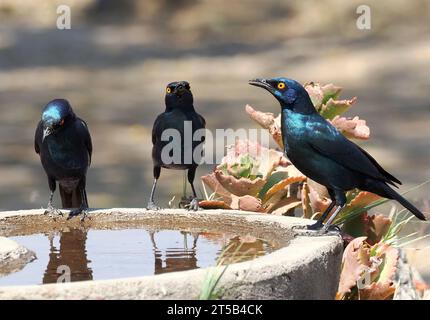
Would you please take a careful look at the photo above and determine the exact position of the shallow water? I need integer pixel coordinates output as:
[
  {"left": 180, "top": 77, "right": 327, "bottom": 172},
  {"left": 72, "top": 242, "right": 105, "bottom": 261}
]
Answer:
[{"left": 0, "top": 228, "right": 279, "bottom": 286}]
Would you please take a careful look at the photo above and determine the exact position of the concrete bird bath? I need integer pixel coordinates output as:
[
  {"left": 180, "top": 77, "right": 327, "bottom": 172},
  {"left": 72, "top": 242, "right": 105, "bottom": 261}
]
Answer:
[{"left": 0, "top": 209, "right": 343, "bottom": 299}]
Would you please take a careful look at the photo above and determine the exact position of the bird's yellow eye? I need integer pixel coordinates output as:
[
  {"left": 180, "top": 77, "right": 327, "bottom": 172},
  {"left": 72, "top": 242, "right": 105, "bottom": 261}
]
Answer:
[
  {"left": 277, "top": 82, "right": 286, "bottom": 90},
  {"left": 166, "top": 87, "right": 171, "bottom": 94}
]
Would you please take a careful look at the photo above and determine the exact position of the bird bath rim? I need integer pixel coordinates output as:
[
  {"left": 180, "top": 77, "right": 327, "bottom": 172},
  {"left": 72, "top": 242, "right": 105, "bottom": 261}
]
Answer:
[{"left": 0, "top": 208, "right": 343, "bottom": 300}]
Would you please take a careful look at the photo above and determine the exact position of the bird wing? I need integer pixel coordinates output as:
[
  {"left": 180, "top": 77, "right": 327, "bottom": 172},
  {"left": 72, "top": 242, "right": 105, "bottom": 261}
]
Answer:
[
  {"left": 152, "top": 111, "right": 205, "bottom": 146},
  {"left": 77, "top": 118, "right": 93, "bottom": 166},
  {"left": 152, "top": 113, "right": 166, "bottom": 145},
  {"left": 306, "top": 117, "right": 401, "bottom": 186},
  {"left": 34, "top": 120, "right": 43, "bottom": 154},
  {"left": 196, "top": 113, "right": 206, "bottom": 128}
]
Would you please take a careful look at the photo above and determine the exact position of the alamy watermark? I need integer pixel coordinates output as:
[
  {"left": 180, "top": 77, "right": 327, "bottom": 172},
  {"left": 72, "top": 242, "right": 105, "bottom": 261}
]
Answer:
[
  {"left": 57, "top": 265, "right": 71, "bottom": 283},
  {"left": 57, "top": 5, "right": 71, "bottom": 30},
  {"left": 356, "top": 5, "right": 371, "bottom": 30},
  {"left": 159, "top": 122, "right": 272, "bottom": 165}
]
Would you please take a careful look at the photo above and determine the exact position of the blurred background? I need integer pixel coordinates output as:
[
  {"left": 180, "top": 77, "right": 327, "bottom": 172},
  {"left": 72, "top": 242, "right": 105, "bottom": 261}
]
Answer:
[{"left": 0, "top": 0, "right": 429, "bottom": 275}]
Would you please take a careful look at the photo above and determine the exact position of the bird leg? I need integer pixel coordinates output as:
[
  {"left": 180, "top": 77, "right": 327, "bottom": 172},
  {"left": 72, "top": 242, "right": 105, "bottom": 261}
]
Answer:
[
  {"left": 67, "top": 186, "right": 89, "bottom": 221},
  {"left": 321, "top": 204, "right": 345, "bottom": 233},
  {"left": 306, "top": 201, "right": 336, "bottom": 231},
  {"left": 305, "top": 189, "right": 346, "bottom": 234},
  {"left": 147, "top": 166, "right": 161, "bottom": 210},
  {"left": 146, "top": 178, "right": 160, "bottom": 210},
  {"left": 149, "top": 231, "right": 157, "bottom": 250},
  {"left": 185, "top": 183, "right": 200, "bottom": 211},
  {"left": 68, "top": 204, "right": 88, "bottom": 221},
  {"left": 44, "top": 191, "right": 63, "bottom": 217},
  {"left": 185, "top": 167, "right": 200, "bottom": 211}
]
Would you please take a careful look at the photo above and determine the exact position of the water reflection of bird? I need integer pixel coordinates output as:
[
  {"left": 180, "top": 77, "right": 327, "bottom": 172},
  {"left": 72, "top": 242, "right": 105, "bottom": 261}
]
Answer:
[
  {"left": 34, "top": 99, "right": 92, "bottom": 220},
  {"left": 149, "top": 230, "right": 199, "bottom": 275},
  {"left": 42, "top": 228, "right": 92, "bottom": 284},
  {"left": 147, "top": 81, "right": 206, "bottom": 211},
  {"left": 250, "top": 77, "right": 426, "bottom": 232}
]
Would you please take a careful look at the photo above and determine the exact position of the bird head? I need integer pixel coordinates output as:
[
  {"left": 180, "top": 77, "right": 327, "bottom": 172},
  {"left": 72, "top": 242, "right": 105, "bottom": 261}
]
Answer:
[
  {"left": 249, "top": 77, "right": 316, "bottom": 114},
  {"left": 165, "top": 81, "right": 194, "bottom": 111},
  {"left": 41, "top": 99, "right": 75, "bottom": 142}
]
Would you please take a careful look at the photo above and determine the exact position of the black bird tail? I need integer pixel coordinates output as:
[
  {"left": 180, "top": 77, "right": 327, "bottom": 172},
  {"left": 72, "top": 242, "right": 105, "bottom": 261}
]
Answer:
[
  {"left": 59, "top": 185, "right": 82, "bottom": 209},
  {"left": 366, "top": 180, "right": 426, "bottom": 220}
]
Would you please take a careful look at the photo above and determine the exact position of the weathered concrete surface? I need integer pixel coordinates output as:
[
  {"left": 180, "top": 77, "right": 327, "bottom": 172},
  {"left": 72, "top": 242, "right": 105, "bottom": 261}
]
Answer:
[
  {"left": 0, "top": 237, "right": 36, "bottom": 277},
  {"left": 0, "top": 208, "right": 343, "bottom": 300}
]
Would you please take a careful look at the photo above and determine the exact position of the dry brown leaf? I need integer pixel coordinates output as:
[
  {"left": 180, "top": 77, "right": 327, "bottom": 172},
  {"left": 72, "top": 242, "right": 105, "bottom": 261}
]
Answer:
[
  {"left": 342, "top": 212, "right": 392, "bottom": 245},
  {"left": 245, "top": 104, "right": 277, "bottom": 128},
  {"left": 308, "top": 185, "right": 332, "bottom": 215},
  {"left": 367, "top": 214, "right": 392, "bottom": 244},
  {"left": 360, "top": 243, "right": 399, "bottom": 300},
  {"left": 199, "top": 200, "right": 232, "bottom": 210},
  {"left": 262, "top": 187, "right": 289, "bottom": 213},
  {"left": 201, "top": 172, "right": 264, "bottom": 212},
  {"left": 262, "top": 175, "right": 306, "bottom": 203},
  {"left": 304, "top": 82, "right": 325, "bottom": 109},
  {"left": 360, "top": 283, "right": 396, "bottom": 300},
  {"left": 348, "top": 191, "right": 381, "bottom": 209},
  {"left": 330, "top": 116, "right": 370, "bottom": 140},
  {"left": 234, "top": 195, "right": 263, "bottom": 212},
  {"left": 307, "top": 178, "right": 329, "bottom": 199},
  {"left": 320, "top": 97, "right": 357, "bottom": 119},
  {"left": 201, "top": 172, "right": 233, "bottom": 202},
  {"left": 214, "top": 170, "right": 266, "bottom": 197},
  {"left": 337, "top": 191, "right": 381, "bottom": 223},
  {"left": 245, "top": 104, "right": 283, "bottom": 148},
  {"left": 270, "top": 198, "right": 302, "bottom": 215},
  {"left": 304, "top": 82, "right": 342, "bottom": 110},
  {"left": 337, "top": 236, "right": 370, "bottom": 297},
  {"left": 257, "top": 149, "right": 286, "bottom": 179},
  {"left": 301, "top": 182, "right": 313, "bottom": 219},
  {"left": 222, "top": 139, "right": 285, "bottom": 179}
]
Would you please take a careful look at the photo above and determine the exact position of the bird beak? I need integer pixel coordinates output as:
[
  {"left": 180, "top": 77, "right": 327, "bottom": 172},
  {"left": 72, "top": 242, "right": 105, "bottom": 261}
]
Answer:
[
  {"left": 175, "top": 85, "right": 186, "bottom": 97},
  {"left": 248, "top": 78, "right": 273, "bottom": 92},
  {"left": 42, "top": 127, "right": 53, "bottom": 142}
]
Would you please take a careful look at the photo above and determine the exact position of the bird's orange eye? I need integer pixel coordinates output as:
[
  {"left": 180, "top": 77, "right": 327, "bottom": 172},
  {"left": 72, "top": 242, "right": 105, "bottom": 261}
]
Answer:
[
  {"left": 60, "top": 119, "right": 64, "bottom": 126},
  {"left": 166, "top": 87, "right": 171, "bottom": 94},
  {"left": 277, "top": 82, "right": 286, "bottom": 90}
]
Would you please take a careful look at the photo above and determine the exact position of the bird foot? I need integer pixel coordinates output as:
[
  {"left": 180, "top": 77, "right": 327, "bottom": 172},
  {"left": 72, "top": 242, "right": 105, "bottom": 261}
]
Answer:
[
  {"left": 322, "top": 224, "right": 341, "bottom": 233},
  {"left": 146, "top": 201, "right": 160, "bottom": 211},
  {"left": 67, "top": 206, "right": 89, "bottom": 222},
  {"left": 44, "top": 205, "right": 63, "bottom": 218},
  {"left": 292, "top": 223, "right": 341, "bottom": 237},
  {"left": 179, "top": 196, "right": 193, "bottom": 209},
  {"left": 185, "top": 198, "right": 200, "bottom": 211}
]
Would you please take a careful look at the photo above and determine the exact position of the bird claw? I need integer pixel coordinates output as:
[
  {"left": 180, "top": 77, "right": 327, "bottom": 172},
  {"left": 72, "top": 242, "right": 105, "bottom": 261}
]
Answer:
[
  {"left": 44, "top": 205, "right": 63, "bottom": 218},
  {"left": 322, "top": 224, "right": 341, "bottom": 233},
  {"left": 185, "top": 198, "right": 200, "bottom": 211},
  {"left": 146, "top": 202, "right": 160, "bottom": 211},
  {"left": 292, "top": 223, "right": 341, "bottom": 237},
  {"left": 291, "top": 224, "right": 307, "bottom": 231},
  {"left": 67, "top": 207, "right": 89, "bottom": 221},
  {"left": 178, "top": 196, "right": 192, "bottom": 209}
]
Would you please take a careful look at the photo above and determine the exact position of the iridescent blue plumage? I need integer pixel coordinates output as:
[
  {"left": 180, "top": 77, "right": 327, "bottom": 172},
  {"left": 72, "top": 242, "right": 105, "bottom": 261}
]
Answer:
[
  {"left": 35, "top": 99, "right": 92, "bottom": 220},
  {"left": 249, "top": 77, "right": 425, "bottom": 232},
  {"left": 42, "top": 99, "right": 73, "bottom": 126}
]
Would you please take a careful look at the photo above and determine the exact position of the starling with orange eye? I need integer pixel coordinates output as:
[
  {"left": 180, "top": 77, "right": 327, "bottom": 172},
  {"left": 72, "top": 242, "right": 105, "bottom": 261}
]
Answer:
[
  {"left": 34, "top": 99, "right": 92, "bottom": 220},
  {"left": 249, "top": 77, "right": 426, "bottom": 233},
  {"left": 148, "top": 81, "right": 206, "bottom": 211}
]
